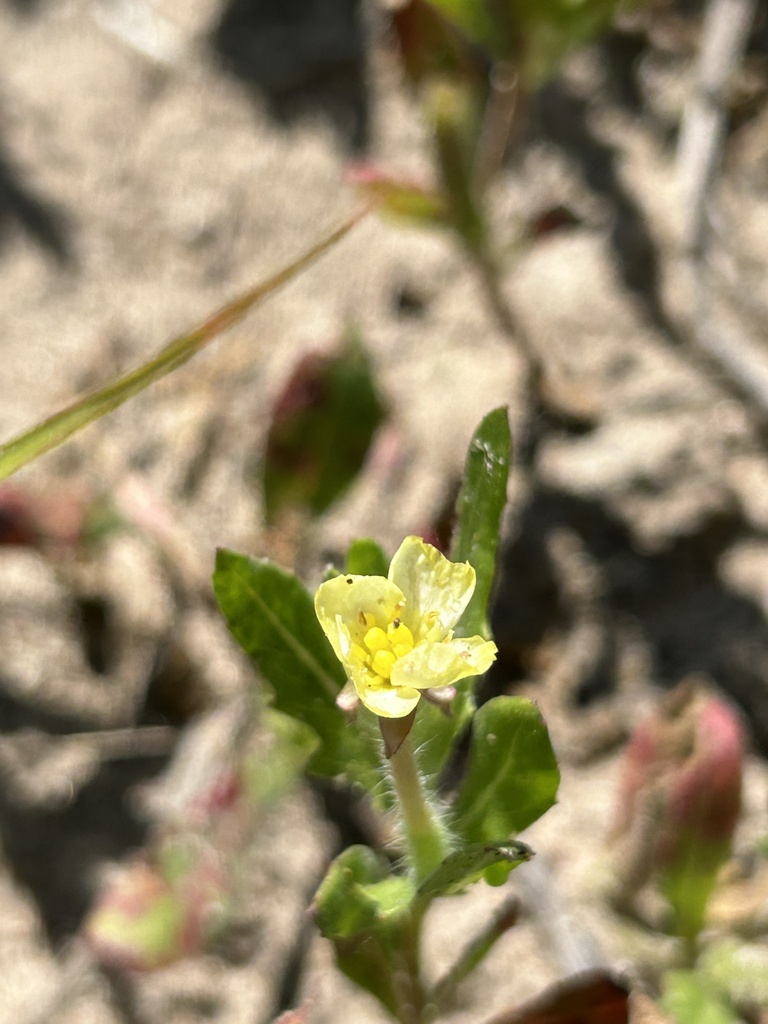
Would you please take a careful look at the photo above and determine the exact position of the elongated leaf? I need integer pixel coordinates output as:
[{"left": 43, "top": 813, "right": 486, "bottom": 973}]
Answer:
[
  {"left": 512, "top": 0, "right": 630, "bottom": 84},
  {"left": 0, "top": 214, "right": 363, "bottom": 482},
  {"left": 212, "top": 550, "right": 347, "bottom": 777},
  {"left": 417, "top": 840, "right": 532, "bottom": 898},
  {"left": 451, "top": 406, "right": 510, "bottom": 638},
  {"left": 314, "top": 846, "right": 415, "bottom": 940},
  {"left": 452, "top": 697, "right": 559, "bottom": 843}
]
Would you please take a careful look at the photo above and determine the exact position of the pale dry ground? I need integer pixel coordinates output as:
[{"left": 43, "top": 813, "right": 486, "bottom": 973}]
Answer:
[{"left": 2, "top": 2, "right": 768, "bottom": 1023}]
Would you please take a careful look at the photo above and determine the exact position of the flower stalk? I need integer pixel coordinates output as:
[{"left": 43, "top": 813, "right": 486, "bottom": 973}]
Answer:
[{"left": 388, "top": 732, "right": 451, "bottom": 886}]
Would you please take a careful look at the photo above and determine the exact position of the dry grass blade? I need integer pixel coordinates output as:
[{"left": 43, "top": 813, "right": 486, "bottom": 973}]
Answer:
[{"left": 0, "top": 210, "right": 366, "bottom": 482}]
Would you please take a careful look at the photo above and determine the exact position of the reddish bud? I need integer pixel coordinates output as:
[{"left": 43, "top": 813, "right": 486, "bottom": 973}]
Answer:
[{"left": 613, "top": 683, "right": 745, "bottom": 940}]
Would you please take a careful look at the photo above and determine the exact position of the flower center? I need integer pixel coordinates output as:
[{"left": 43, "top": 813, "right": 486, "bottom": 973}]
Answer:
[{"left": 351, "top": 612, "right": 415, "bottom": 689}]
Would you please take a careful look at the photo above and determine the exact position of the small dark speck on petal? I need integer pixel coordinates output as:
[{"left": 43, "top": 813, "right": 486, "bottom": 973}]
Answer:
[{"left": 346, "top": 578, "right": 354, "bottom": 585}]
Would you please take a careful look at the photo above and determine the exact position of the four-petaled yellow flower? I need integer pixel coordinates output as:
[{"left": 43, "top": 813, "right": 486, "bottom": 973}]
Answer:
[{"left": 315, "top": 536, "right": 497, "bottom": 719}]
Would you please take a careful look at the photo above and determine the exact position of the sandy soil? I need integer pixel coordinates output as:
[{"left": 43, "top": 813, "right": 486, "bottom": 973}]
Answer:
[{"left": 2, "top": 1, "right": 768, "bottom": 1022}]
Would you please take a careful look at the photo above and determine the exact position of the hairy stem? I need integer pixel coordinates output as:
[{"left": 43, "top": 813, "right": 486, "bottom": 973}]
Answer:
[{"left": 389, "top": 735, "right": 451, "bottom": 886}]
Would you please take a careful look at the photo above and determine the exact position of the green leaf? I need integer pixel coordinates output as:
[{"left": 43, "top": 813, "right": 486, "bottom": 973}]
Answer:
[
  {"left": 314, "top": 847, "right": 395, "bottom": 939},
  {"left": 451, "top": 406, "right": 511, "bottom": 638},
  {"left": 661, "top": 836, "right": 733, "bottom": 945},
  {"left": 242, "top": 710, "right": 320, "bottom": 807},
  {"left": 512, "top": 0, "right": 631, "bottom": 85},
  {"left": 313, "top": 846, "right": 416, "bottom": 1018},
  {"left": 212, "top": 549, "right": 347, "bottom": 777},
  {"left": 426, "top": 0, "right": 497, "bottom": 54},
  {"left": 262, "top": 330, "right": 386, "bottom": 524},
  {"left": 0, "top": 214, "right": 363, "bottom": 482},
  {"left": 427, "top": 0, "right": 630, "bottom": 82},
  {"left": 409, "top": 686, "right": 475, "bottom": 783},
  {"left": 700, "top": 938, "right": 768, "bottom": 1010},
  {"left": 417, "top": 840, "right": 532, "bottom": 898},
  {"left": 213, "top": 549, "right": 385, "bottom": 791},
  {"left": 452, "top": 697, "right": 559, "bottom": 843},
  {"left": 661, "top": 971, "right": 738, "bottom": 1024},
  {"left": 346, "top": 538, "right": 389, "bottom": 577}
]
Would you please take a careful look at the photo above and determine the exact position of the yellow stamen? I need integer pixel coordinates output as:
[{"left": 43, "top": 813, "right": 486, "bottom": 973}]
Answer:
[
  {"left": 388, "top": 621, "right": 414, "bottom": 650},
  {"left": 350, "top": 644, "right": 369, "bottom": 665},
  {"left": 364, "top": 626, "right": 390, "bottom": 654},
  {"left": 371, "top": 649, "right": 396, "bottom": 679}
]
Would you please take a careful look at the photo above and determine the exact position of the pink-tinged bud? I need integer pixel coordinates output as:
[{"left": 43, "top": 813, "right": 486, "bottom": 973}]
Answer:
[
  {"left": 84, "top": 844, "right": 227, "bottom": 972},
  {"left": 659, "top": 698, "right": 743, "bottom": 861},
  {"left": 612, "top": 684, "right": 745, "bottom": 940}
]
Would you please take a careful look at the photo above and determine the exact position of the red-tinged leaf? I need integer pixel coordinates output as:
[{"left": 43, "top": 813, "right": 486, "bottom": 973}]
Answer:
[
  {"left": 483, "top": 970, "right": 630, "bottom": 1024},
  {"left": 350, "top": 164, "right": 450, "bottom": 229},
  {"left": 390, "top": 0, "right": 489, "bottom": 88},
  {"left": 0, "top": 485, "right": 40, "bottom": 545},
  {"left": 527, "top": 204, "right": 582, "bottom": 239},
  {"left": 84, "top": 843, "right": 228, "bottom": 972},
  {"left": 262, "top": 329, "right": 385, "bottom": 523}
]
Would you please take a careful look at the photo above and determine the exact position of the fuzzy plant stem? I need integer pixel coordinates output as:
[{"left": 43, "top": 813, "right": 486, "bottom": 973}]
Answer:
[{"left": 388, "top": 734, "right": 451, "bottom": 886}]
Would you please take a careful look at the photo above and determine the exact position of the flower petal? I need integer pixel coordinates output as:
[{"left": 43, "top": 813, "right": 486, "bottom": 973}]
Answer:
[
  {"left": 388, "top": 536, "right": 476, "bottom": 642},
  {"left": 355, "top": 682, "right": 421, "bottom": 719},
  {"left": 391, "top": 636, "right": 497, "bottom": 691},
  {"left": 315, "top": 573, "right": 405, "bottom": 661}
]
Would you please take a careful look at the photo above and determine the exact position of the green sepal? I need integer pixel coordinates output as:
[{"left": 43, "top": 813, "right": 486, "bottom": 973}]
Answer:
[
  {"left": 417, "top": 840, "right": 532, "bottom": 898},
  {"left": 452, "top": 696, "right": 559, "bottom": 842},
  {"left": 451, "top": 406, "right": 510, "bottom": 639}
]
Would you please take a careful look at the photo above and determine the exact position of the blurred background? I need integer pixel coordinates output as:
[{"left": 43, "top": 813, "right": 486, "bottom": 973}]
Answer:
[{"left": 2, "top": 1, "right": 768, "bottom": 1021}]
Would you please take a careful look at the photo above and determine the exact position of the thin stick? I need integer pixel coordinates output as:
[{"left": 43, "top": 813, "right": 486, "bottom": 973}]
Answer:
[
  {"left": 677, "top": 0, "right": 757, "bottom": 254},
  {"left": 429, "top": 894, "right": 521, "bottom": 1013}
]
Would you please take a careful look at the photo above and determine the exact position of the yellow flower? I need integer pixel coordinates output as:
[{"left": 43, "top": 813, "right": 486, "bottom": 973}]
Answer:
[{"left": 315, "top": 536, "right": 497, "bottom": 719}]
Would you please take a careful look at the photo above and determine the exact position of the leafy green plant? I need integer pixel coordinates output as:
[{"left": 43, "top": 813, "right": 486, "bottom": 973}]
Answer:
[{"left": 214, "top": 406, "right": 561, "bottom": 1021}]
